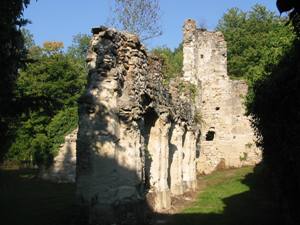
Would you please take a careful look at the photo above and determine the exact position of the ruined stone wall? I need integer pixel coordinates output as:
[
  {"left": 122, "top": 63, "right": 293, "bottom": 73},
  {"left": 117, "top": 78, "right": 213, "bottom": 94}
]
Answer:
[
  {"left": 45, "top": 20, "right": 261, "bottom": 224},
  {"left": 76, "top": 26, "right": 199, "bottom": 225},
  {"left": 183, "top": 19, "right": 261, "bottom": 174},
  {"left": 41, "top": 129, "right": 77, "bottom": 183}
]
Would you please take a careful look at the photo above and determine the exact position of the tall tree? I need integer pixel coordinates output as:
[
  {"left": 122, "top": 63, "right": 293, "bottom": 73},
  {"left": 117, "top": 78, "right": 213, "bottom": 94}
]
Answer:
[
  {"left": 248, "top": 2, "right": 300, "bottom": 224},
  {"left": 107, "top": 0, "right": 162, "bottom": 41},
  {"left": 6, "top": 42, "right": 86, "bottom": 165},
  {"left": 217, "top": 4, "right": 295, "bottom": 82},
  {"left": 151, "top": 43, "right": 183, "bottom": 84},
  {"left": 67, "top": 33, "right": 91, "bottom": 62},
  {"left": 0, "top": 0, "right": 31, "bottom": 161}
]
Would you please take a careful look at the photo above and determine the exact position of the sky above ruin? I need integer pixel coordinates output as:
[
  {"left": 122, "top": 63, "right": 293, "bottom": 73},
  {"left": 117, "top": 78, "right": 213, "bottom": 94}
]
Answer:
[{"left": 24, "top": 0, "right": 277, "bottom": 50}]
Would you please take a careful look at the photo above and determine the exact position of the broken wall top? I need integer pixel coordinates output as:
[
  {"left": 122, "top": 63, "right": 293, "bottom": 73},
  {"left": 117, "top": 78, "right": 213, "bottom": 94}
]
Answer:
[{"left": 84, "top": 26, "right": 197, "bottom": 126}]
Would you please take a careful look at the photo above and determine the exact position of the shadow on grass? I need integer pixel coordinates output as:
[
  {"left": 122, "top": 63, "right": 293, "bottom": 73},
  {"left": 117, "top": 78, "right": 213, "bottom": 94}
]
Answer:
[
  {"left": 159, "top": 165, "right": 282, "bottom": 225},
  {"left": 0, "top": 168, "right": 76, "bottom": 225},
  {"left": 0, "top": 165, "right": 282, "bottom": 225}
]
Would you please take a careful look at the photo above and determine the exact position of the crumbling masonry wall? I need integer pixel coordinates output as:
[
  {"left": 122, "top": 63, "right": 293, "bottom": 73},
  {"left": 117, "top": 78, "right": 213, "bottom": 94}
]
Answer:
[
  {"left": 41, "top": 129, "right": 77, "bottom": 182},
  {"left": 44, "top": 20, "right": 261, "bottom": 224},
  {"left": 76, "top": 27, "right": 199, "bottom": 225},
  {"left": 183, "top": 19, "right": 261, "bottom": 174}
]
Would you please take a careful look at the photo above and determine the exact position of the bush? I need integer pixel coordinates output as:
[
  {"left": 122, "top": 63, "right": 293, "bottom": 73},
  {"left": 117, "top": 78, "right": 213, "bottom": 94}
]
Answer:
[{"left": 151, "top": 44, "right": 183, "bottom": 84}]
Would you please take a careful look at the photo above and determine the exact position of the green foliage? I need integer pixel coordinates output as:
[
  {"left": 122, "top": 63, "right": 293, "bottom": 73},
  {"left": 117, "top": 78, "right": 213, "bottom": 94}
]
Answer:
[
  {"left": 47, "top": 107, "right": 78, "bottom": 157},
  {"left": 17, "top": 50, "right": 86, "bottom": 110},
  {"left": 151, "top": 44, "right": 183, "bottom": 84},
  {"left": 239, "top": 152, "right": 248, "bottom": 161},
  {"left": 217, "top": 4, "right": 295, "bottom": 83},
  {"left": 67, "top": 33, "right": 91, "bottom": 62},
  {"left": 6, "top": 112, "right": 49, "bottom": 162},
  {"left": 6, "top": 40, "right": 86, "bottom": 166},
  {"left": 177, "top": 80, "right": 197, "bottom": 102},
  {"left": 0, "top": 0, "right": 31, "bottom": 161},
  {"left": 21, "top": 28, "right": 35, "bottom": 49},
  {"left": 249, "top": 4, "right": 300, "bottom": 223},
  {"left": 249, "top": 37, "right": 300, "bottom": 225},
  {"left": 7, "top": 107, "right": 79, "bottom": 166}
]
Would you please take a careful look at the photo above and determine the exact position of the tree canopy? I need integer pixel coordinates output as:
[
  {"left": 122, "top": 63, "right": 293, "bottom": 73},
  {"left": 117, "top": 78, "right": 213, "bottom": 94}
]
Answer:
[
  {"left": 67, "top": 33, "right": 91, "bottom": 62},
  {"left": 5, "top": 38, "right": 87, "bottom": 166},
  {"left": 0, "top": 0, "right": 31, "bottom": 161},
  {"left": 248, "top": 1, "right": 300, "bottom": 223},
  {"left": 151, "top": 44, "right": 183, "bottom": 84},
  {"left": 217, "top": 4, "right": 295, "bottom": 82}
]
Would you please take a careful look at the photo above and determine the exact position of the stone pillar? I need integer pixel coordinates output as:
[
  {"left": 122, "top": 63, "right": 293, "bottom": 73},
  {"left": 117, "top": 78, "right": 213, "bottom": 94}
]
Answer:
[
  {"left": 117, "top": 120, "right": 145, "bottom": 188},
  {"left": 169, "top": 123, "right": 185, "bottom": 195},
  {"left": 182, "top": 19, "right": 197, "bottom": 84},
  {"left": 147, "top": 113, "right": 171, "bottom": 211},
  {"left": 182, "top": 129, "right": 197, "bottom": 191}
]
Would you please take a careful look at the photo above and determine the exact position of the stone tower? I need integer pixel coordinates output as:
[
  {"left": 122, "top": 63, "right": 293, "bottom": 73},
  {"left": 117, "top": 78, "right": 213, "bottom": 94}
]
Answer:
[{"left": 183, "top": 19, "right": 261, "bottom": 174}]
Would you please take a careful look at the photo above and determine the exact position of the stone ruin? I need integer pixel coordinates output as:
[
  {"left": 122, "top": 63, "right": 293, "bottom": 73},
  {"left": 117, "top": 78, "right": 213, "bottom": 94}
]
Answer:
[
  {"left": 43, "top": 19, "right": 261, "bottom": 224},
  {"left": 41, "top": 129, "right": 77, "bottom": 182},
  {"left": 75, "top": 24, "right": 200, "bottom": 224},
  {"left": 183, "top": 19, "right": 261, "bottom": 174}
]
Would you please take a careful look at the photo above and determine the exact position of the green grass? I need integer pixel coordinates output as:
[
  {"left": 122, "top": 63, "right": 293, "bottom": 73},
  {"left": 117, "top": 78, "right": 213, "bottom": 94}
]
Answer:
[
  {"left": 0, "top": 168, "right": 76, "bottom": 225},
  {"left": 184, "top": 167, "right": 251, "bottom": 214},
  {"left": 0, "top": 166, "right": 281, "bottom": 225},
  {"left": 169, "top": 166, "right": 281, "bottom": 225}
]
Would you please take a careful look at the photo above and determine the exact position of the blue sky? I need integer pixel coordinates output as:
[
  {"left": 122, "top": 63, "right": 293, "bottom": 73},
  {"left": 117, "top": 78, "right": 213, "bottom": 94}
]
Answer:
[{"left": 24, "top": 0, "right": 277, "bottom": 50}]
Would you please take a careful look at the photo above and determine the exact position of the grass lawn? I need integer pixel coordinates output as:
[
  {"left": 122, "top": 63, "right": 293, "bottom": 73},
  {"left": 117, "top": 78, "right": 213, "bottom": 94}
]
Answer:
[
  {"left": 0, "top": 168, "right": 76, "bottom": 225},
  {"left": 168, "top": 166, "right": 281, "bottom": 225},
  {"left": 0, "top": 166, "right": 281, "bottom": 225}
]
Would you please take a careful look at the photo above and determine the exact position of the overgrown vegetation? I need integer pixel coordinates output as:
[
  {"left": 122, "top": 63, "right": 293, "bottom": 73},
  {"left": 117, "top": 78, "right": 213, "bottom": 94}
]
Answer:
[
  {"left": 217, "top": 4, "right": 295, "bottom": 81},
  {"left": 151, "top": 44, "right": 183, "bottom": 85},
  {"left": 217, "top": 4, "right": 296, "bottom": 106},
  {"left": 248, "top": 1, "right": 300, "bottom": 223},
  {"left": 0, "top": 0, "right": 31, "bottom": 161},
  {"left": 4, "top": 32, "right": 88, "bottom": 166}
]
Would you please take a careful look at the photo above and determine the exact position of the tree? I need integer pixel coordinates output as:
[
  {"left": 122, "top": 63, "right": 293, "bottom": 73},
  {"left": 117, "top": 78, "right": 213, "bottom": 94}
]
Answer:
[
  {"left": 247, "top": 2, "right": 300, "bottom": 223},
  {"left": 217, "top": 4, "right": 295, "bottom": 82},
  {"left": 6, "top": 42, "right": 86, "bottom": 166},
  {"left": 108, "top": 0, "right": 162, "bottom": 41},
  {"left": 67, "top": 33, "right": 91, "bottom": 62},
  {"left": 21, "top": 28, "right": 35, "bottom": 49},
  {"left": 277, "top": 0, "right": 300, "bottom": 35},
  {"left": 151, "top": 43, "right": 183, "bottom": 84},
  {"left": 0, "top": 0, "right": 31, "bottom": 161}
]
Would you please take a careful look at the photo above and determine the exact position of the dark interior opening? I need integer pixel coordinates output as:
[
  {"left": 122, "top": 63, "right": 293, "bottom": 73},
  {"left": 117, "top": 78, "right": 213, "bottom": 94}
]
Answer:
[
  {"left": 141, "top": 93, "right": 152, "bottom": 108},
  {"left": 206, "top": 130, "right": 215, "bottom": 141},
  {"left": 196, "top": 131, "right": 201, "bottom": 158},
  {"left": 215, "top": 106, "right": 220, "bottom": 111}
]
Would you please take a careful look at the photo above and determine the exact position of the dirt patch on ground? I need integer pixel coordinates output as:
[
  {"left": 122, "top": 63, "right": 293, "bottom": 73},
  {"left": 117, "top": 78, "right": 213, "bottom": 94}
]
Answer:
[{"left": 151, "top": 184, "right": 206, "bottom": 224}]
